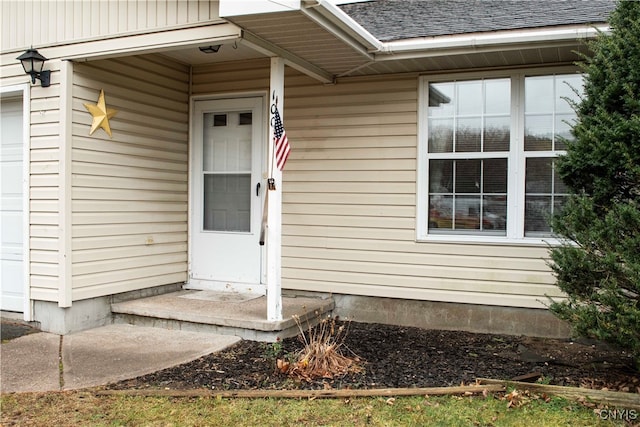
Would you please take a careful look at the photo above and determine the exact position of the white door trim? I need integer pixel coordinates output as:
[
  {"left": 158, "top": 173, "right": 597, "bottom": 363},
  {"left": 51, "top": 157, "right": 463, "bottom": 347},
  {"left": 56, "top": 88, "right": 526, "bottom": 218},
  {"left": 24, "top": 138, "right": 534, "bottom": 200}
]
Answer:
[
  {"left": 1, "top": 84, "right": 31, "bottom": 320},
  {"left": 187, "top": 92, "right": 268, "bottom": 293}
]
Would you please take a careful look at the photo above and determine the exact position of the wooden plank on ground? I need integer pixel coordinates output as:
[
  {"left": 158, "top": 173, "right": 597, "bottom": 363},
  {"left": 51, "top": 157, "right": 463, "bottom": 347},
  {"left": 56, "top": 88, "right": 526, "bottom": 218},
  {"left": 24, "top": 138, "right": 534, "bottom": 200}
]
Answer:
[
  {"left": 477, "top": 378, "right": 640, "bottom": 410},
  {"left": 95, "top": 384, "right": 505, "bottom": 399}
]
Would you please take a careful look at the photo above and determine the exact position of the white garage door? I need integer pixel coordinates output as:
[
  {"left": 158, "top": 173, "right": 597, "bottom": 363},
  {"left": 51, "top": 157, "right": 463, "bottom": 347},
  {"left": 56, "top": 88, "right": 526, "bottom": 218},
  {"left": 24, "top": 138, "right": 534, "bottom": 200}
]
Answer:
[{"left": 1, "top": 96, "right": 26, "bottom": 312}]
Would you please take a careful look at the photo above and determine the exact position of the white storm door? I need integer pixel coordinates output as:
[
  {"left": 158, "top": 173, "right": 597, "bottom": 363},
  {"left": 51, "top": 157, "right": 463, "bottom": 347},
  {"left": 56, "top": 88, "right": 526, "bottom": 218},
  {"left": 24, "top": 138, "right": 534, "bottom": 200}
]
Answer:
[
  {"left": 191, "top": 97, "right": 264, "bottom": 285},
  {"left": 1, "top": 97, "right": 25, "bottom": 312}
]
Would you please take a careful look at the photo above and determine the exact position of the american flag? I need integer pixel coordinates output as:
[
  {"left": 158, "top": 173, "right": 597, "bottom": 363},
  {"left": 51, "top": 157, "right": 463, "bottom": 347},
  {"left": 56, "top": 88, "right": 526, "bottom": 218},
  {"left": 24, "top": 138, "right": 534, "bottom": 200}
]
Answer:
[{"left": 272, "top": 105, "right": 290, "bottom": 171}]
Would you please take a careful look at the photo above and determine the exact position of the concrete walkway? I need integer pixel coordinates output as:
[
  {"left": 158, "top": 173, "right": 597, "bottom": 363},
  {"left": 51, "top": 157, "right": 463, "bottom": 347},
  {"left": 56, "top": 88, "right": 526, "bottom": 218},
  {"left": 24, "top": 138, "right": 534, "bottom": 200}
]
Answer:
[{"left": 0, "top": 323, "right": 240, "bottom": 393}]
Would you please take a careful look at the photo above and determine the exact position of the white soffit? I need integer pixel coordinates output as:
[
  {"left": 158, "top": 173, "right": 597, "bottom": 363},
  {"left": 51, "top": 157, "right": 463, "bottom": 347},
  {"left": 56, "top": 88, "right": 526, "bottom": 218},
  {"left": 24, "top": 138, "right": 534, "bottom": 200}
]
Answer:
[
  {"left": 224, "top": 11, "right": 372, "bottom": 79},
  {"left": 219, "top": 0, "right": 376, "bottom": 80}
]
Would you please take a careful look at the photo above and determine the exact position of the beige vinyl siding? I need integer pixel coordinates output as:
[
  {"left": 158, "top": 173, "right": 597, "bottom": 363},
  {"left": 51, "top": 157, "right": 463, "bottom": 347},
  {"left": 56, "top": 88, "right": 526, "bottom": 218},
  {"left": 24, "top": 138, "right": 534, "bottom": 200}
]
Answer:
[
  {"left": 0, "top": 58, "right": 66, "bottom": 303},
  {"left": 70, "top": 54, "right": 189, "bottom": 301},
  {"left": 1, "top": 0, "right": 221, "bottom": 52},
  {"left": 191, "top": 58, "right": 271, "bottom": 95},
  {"left": 282, "top": 72, "right": 559, "bottom": 309}
]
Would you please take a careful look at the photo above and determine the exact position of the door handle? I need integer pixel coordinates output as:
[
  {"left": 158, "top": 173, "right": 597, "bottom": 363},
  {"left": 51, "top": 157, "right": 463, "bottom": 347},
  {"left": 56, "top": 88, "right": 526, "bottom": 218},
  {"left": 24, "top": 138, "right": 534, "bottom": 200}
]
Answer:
[{"left": 256, "top": 182, "right": 261, "bottom": 196}]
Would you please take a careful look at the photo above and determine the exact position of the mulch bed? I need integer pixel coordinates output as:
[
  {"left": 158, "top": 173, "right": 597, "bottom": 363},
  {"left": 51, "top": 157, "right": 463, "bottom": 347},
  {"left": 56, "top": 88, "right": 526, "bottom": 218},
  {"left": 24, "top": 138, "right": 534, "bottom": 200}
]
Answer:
[
  {"left": 107, "top": 321, "right": 639, "bottom": 394},
  {"left": 0, "top": 321, "right": 40, "bottom": 342}
]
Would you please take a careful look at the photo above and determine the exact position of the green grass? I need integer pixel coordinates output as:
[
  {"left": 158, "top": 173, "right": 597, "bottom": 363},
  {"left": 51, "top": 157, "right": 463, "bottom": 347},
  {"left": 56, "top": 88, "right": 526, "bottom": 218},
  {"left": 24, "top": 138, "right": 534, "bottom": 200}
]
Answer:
[{"left": 1, "top": 391, "right": 631, "bottom": 426}]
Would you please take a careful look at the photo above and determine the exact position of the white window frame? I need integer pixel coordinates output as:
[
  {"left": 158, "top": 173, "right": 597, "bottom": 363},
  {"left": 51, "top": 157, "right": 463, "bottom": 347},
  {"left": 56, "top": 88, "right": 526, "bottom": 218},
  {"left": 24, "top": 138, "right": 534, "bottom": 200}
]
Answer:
[{"left": 417, "top": 66, "right": 579, "bottom": 245}]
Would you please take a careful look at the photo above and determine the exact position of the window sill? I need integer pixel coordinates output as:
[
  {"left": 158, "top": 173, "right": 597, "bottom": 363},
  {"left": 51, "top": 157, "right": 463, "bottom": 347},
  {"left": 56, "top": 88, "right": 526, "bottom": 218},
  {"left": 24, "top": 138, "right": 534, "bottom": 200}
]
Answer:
[{"left": 417, "top": 234, "right": 562, "bottom": 247}]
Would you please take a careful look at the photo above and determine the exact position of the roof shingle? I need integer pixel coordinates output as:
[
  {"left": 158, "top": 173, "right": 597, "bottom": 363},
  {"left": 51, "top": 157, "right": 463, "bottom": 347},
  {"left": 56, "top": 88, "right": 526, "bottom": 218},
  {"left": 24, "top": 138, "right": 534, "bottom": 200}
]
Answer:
[{"left": 339, "top": 0, "right": 615, "bottom": 42}]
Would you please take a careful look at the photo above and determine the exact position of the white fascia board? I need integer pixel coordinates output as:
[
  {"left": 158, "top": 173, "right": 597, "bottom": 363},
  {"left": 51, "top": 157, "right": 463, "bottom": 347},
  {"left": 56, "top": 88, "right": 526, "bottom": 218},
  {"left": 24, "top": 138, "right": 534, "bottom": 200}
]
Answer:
[
  {"left": 220, "top": 0, "right": 300, "bottom": 17},
  {"left": 378, "top": 25, "right": 609, "bottom": 61},
  {"left": 302, "top": 0, "right": 383, "bottom": 52}
]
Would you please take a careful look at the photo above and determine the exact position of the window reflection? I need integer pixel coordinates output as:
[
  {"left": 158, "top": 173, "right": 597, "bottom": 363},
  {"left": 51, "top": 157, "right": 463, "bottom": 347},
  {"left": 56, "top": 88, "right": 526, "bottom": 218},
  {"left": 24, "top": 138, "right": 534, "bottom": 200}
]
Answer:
[
  {"left": 484, "top": 116, "right": 510, "bottom": 151},
  {"left": 457, "top": 81, "right": 483, "bottom": 115},
  {"left": 525, "top": 74, "right": 582, "bottom": 151},
  {"left": 523, "top": 74, "right": 581, "bottom": 236},
  {"left": 428, "top": 159, "right": 507, "bottom": 234},
  {"left": 428, "top": 79, "right": 510, "bottom": 153},
  {"left": 427, "top": 77, "right": 510, "bottom": 235},
  {"left": 524, "top": 158, "right": 568, "bottom": 236}
]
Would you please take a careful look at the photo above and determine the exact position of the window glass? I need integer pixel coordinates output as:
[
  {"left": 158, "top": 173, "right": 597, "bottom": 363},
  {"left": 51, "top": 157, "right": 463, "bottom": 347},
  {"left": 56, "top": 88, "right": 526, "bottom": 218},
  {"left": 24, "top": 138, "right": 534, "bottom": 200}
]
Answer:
[
  {"left": 524, "top": 114, "right": 553, "bottom": 151},
  {"left": 554, "top": 114, "right": 574, "bottom": 150},
  {"left": 524, "top": 158, "right": 569, "bottom": 236},
  {"left": 213, "top": 114, "right": 227, "bottom": 127},
  {"left": 456, "top": 118, "right": 482, "bottom": 152},
  {"left": 556, "top": 74, "right": 583, "bottom": 113},
  {"left": 525, "top": 158, "right": 552, "bottom": 194},
  {"left": 455, "top": 159, "right": 481, "bottom": 193},
  {"left": 423, "top": 72, "right": 581, "bottom": 240},
  {"left": 429, "top": 159, "right": 453, "bottom": 193},
  {"left": 426, "top": 77, "right": 509, "bottom": 235},
  {"left": 485, "top": 79, "right": 511, "bottom": 114},
  {"left": 525, "top": 74, "right": 582, "bottom": 151},
  {"left": 239, "top": 112, "right": 252, "bottom": 125},
  {"left": 484, "top": 116, "right": 510, "bottom": 151},
  {"left": 525, "top": 76, "right": 554, "bottom": 113},
  {"left": 428, "top": 158, "right": 507, "bottom": 234},
  {"left": 202, "top": 111, "right": 252, "bottom": 232},
  {"left": 203, "top": 174, "right": 250, "bottom": 232},
  {"left": 428, "top": 83, "right": 455, "bottom": 116},
  {"left": 428, "top": 82, "right": 455, "bottom": 153},
  {"left": 484, "top": 158, "right": 508, "bottom": 193},
  {"left": 428, "top": 118, "right": 453, "bottom": 153},
  {"left": 457, "top": 81, "right": 483, "bottom": 115},
  {"left": 428, "top": 79, "right": 510, "bottom": 153},
  {"left": 523, "top": 73, "right": 581, "bottom": 236}
]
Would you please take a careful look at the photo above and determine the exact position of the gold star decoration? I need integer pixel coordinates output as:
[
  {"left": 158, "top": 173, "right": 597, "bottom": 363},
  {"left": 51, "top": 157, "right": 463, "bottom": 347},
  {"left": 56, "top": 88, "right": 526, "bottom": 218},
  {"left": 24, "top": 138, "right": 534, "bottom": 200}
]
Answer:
[{"left": 84, "top": 89, "right": 117, "bottom": 137}]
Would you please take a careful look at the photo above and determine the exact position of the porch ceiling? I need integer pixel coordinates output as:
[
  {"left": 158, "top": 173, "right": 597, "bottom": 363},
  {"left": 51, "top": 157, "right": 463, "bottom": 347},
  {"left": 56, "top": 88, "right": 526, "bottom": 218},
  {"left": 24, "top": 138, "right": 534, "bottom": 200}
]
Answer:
[
  {"left": 228, "top": 11, "right": 373, "bottom": 77},
  {"left": 160, "top": 38, "right": 265, "bottom": 65}
]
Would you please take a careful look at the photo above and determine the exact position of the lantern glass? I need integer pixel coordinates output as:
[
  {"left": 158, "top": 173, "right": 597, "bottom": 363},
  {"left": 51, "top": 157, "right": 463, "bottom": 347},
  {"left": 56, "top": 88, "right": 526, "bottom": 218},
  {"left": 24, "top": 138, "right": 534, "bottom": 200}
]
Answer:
[{"left": 17, "top": 49, "right": 47, "bottom": 75}]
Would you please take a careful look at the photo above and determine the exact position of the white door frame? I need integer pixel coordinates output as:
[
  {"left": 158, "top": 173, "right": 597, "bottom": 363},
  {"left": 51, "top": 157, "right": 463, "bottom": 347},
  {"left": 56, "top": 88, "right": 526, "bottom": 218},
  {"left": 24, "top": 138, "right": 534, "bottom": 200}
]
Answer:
[
  {"left": 188, "top": 92, "right": 268, "bottom": 293},
  {"left": 1, "top": 84, "right": 31, "bottom": 320}
]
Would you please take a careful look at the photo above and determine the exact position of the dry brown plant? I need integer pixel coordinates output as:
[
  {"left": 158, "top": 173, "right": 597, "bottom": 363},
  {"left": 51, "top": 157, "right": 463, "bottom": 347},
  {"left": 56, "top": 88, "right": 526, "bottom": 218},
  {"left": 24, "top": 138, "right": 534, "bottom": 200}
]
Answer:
[{"left": 278, "top": 314, "right": 363, "bottom": 382}]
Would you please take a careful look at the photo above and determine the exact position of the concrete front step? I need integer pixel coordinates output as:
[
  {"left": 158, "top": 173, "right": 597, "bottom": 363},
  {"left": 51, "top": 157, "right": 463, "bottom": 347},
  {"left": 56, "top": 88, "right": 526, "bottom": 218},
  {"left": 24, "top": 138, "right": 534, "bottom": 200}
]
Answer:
[{"left": 112, "top": 290, "right": 334, "bottom": 342}]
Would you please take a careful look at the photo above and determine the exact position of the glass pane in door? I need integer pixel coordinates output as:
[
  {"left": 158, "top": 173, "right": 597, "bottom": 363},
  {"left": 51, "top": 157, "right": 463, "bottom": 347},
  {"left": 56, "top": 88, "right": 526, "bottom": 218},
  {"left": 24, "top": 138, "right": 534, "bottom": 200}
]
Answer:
[{"left": 202, "top": 111, "right": 252, "bottom": 232}]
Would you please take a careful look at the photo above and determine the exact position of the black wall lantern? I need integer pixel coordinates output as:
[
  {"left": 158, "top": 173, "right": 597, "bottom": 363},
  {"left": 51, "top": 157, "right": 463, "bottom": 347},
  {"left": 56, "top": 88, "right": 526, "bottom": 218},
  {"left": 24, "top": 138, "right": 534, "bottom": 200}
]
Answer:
[{"left": 17, "top": 48, "right": 50, "bottom": 87}]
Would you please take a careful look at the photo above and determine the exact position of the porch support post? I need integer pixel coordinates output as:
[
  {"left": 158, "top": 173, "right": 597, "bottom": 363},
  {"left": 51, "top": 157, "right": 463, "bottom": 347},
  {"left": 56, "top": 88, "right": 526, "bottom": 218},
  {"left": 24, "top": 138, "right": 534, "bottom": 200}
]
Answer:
[
  {"left": 266, "top": 57, "right": 284, "bottom": 321},
  {"left": 58, "top": 59, "right": 73, "bottom": 308}
]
